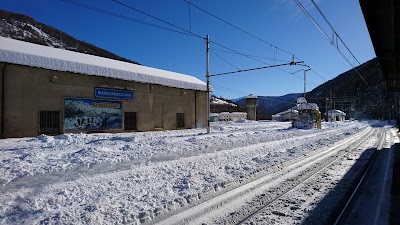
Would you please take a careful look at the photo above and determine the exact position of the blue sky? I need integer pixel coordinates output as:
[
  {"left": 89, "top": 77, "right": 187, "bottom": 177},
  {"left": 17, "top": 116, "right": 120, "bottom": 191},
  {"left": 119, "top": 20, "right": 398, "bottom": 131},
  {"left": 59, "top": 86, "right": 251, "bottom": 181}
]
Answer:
[{"left": 0, "top": 0, "right": 375, "bottom": 99}]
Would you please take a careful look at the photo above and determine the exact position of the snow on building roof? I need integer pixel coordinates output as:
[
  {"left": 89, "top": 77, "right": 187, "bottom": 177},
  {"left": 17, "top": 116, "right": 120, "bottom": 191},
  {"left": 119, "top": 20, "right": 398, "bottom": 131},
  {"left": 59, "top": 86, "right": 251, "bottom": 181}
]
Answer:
[
  {"left": 0, "top": 37, "right": 207, "bottom": 91},
  {"left": 297, "top": 97, "right": 307, "bottom": 104},
  {"left": 246, "top": 94, "right": 258, "bottom": 99},
  {"left": 297, "top": 102, "right": 319, "bottom": 110},
  {"left": 231, "top": 112, "right": 247, "bottom": 115},
  {"left": 325, "top": 109, "right": 346, "bottom": 116},
  {"left": 275, "top": 109, "right": 298, "bottom": 115},
  {"left": 210, "top": 113, "right": 219, "bottom": 117}
]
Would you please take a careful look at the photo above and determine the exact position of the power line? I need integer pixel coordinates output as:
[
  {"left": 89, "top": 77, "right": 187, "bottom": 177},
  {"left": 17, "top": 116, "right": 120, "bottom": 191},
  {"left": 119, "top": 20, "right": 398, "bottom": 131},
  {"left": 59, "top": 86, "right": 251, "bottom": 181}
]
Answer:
[
  {"left": 211, "top": 62, "right": 303, "bottom": 77},
  {"left": 210, "top": 50, "right": 241, "bottom": 70},
  {"left": 61, "top": 0, "right": 318, "bottom": 88},
  {"left": 111, "top": 0, "right": 304, "bottom": 75},
  {"left": 293, "top": 0, "right": 368, "bottom": 86},
  {"left": 211, "top": 41, "right": 300, "bottom": 78},
  {"left": 187, "top": 0, "right": 192, "bottom": 32},
  {"left": 59, "top": 0, "right": 201, "bottom": 39},
  {"left": 310, "top": 0, "right": 361, "bottom": 66},
  {"left": 210, "top": 48, "right": 291, "bottom": 63},
  {"left": 184, "top": 0, "right": 300, "bottom": 61},
  {"left": 311, "top": 69, "right": 327, "bottom": 82},
  {"left": 212, "top": 84, "right": 251, "bottom": 95},
  {"left": 111, "top": 0, "right": 202, "bottom": 38},
  {"left": 184, "top": 0, "right": 326, "bottom": 86}
]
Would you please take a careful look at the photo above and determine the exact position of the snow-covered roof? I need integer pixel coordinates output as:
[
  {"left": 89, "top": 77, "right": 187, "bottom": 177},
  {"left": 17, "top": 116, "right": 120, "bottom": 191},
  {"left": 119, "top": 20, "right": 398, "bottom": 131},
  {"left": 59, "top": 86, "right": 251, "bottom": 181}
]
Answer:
[
  {"left": 297, "top": 97, "right": 307, "bottom": 104},
  {"left": 210, "top": 113, "right": 219, "bottom": 117},
  {"left": 231, "top": 112, "right": 247, "bottom": 115},
  {"left": 275, "top": 109, "right": 299, "bottom": 115},
  {"left": 326, "top": 109, "right": 346, "bottom": 116},
  {"left": 0, "top": 37, "right": 207, "bottom": 91},
  {"left": 296, "top": 102, "right": 319, "bottom": 110},
  {"left": 246, "top": 94, "right": 258, "bottom": 99}
]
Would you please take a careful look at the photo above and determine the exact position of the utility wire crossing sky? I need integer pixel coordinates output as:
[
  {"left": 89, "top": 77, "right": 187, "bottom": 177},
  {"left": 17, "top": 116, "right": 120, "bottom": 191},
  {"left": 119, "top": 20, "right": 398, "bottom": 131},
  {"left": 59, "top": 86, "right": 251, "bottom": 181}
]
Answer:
[{"left": 0, "top": 0, "right": 375, "bottom": 99}]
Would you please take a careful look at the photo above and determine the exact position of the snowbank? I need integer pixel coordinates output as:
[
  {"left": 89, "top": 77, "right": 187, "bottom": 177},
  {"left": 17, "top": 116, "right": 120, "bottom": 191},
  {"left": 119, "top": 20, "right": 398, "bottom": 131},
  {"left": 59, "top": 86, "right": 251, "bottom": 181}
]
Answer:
[{"left": 0, "top": 121, "right": 377, "bottom": 224}]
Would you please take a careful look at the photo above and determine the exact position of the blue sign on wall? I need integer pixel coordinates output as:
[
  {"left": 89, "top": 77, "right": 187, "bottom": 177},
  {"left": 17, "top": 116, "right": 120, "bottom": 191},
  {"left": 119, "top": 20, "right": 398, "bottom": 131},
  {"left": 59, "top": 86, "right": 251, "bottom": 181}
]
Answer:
[{"left": 95, "top": 88, "right": 134, "bottom": 100}]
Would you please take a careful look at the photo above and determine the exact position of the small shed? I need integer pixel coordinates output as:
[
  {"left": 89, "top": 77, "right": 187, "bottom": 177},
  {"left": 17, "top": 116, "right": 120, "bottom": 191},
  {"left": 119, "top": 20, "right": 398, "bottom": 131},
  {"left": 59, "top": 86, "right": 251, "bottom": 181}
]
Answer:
[
  {"left": 210, "top": 113, "right": 219, "bottom": 122},
  {"left": 326, "top": 109, "right": 346, "bottom": 121}
]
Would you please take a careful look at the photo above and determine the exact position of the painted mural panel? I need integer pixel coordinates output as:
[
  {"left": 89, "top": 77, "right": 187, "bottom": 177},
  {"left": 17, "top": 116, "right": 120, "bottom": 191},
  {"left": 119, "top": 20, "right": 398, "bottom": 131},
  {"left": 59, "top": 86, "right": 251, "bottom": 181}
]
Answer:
[{"left": 64, "top": 98, "right": 122, "bottom": 131}]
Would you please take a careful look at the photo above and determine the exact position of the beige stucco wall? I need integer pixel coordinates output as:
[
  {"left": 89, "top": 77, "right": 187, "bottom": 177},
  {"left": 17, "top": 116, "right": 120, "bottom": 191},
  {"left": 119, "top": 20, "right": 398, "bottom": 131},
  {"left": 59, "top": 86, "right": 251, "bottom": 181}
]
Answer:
[{"left": 0, "top": 64, "right": 206, "bottom": 138}]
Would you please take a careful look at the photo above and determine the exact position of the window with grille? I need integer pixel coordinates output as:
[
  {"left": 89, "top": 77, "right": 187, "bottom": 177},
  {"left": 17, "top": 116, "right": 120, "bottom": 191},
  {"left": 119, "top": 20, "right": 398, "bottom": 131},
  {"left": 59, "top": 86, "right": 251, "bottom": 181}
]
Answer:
[
  {"left": 39, "top": 111, "right": 60, "bottom": 134},
  {"left": 177, "top": 113, "right": 185, "bottom": 128},
  {"left": 124, "top": 112, "right": 137, "bottom": 130}
]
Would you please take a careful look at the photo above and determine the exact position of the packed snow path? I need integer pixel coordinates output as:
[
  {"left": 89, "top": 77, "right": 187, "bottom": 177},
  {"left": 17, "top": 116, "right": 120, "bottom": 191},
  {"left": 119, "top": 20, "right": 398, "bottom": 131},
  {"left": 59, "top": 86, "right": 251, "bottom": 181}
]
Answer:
[{"left": 0, "top": 120, "right": 386, "bottom": 224}]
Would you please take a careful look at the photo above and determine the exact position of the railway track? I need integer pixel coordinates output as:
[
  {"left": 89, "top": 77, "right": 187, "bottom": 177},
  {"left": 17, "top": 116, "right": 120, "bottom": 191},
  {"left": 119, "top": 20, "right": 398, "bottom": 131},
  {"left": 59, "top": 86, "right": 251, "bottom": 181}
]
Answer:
[
  {"left": 154, "top": 125, "right": 384, "bottom": 225},
  {"left": 332, "top": 127, "right": 392, "bottom": 225}
]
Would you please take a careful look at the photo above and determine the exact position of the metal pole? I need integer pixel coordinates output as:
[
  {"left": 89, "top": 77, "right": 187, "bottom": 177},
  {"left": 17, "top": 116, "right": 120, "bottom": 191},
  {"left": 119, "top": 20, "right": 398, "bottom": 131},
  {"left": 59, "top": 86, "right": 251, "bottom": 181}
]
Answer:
[
  {"left": 304, "top": 68, "right": 310, "bottom": 99},
  {"left": 304, "top": 70, "right": 306, "bottom": 98},
  {"left": 325, "top": 98, "right": 328, "bottom": 122},
  {"left": 206, "top": 35, "right": 210, "bottom": 134},
  {"left": 330, "top": 87, "right": 332, "bottom": 122}
]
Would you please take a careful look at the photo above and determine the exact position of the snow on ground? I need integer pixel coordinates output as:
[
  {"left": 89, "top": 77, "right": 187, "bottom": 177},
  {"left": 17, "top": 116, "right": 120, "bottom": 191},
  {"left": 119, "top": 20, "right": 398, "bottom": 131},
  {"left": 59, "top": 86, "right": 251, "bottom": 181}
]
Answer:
[{"left": 0, "top": 120, "right": 376, "bottom": 224}]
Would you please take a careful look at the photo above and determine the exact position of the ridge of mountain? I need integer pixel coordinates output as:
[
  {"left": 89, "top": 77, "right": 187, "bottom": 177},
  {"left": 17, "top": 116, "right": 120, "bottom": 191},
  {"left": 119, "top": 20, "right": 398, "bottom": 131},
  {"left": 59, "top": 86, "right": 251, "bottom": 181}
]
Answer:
[
  {"left": 0, "top": 9, "right": 139, "bottom": 65},
  {"left": 233, "top": 58, "right": 387, "bottom": 120}
]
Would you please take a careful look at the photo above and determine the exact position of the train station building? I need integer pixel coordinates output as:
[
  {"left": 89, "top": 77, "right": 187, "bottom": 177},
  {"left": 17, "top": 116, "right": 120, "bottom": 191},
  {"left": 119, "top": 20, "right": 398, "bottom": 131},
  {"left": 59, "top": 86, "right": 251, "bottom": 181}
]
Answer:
[{"left": 0, "top": 37, "right": 207, "bottom": 138}]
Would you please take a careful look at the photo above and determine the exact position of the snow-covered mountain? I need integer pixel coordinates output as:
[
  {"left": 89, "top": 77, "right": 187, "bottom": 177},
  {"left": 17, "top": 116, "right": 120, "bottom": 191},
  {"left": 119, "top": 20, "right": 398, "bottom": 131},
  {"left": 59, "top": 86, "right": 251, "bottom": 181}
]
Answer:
[
  {"left": 210, "top": 95, "right": 243, "bottom": 113},
  {"left": 211, "top": 96, "right": 238, "bottom": 107},
  {"left": 0, "top": 9, "right": 139, "bottom": 64},
  {"left": 233, "top": 58, "right": 386, "bottom": 120}
]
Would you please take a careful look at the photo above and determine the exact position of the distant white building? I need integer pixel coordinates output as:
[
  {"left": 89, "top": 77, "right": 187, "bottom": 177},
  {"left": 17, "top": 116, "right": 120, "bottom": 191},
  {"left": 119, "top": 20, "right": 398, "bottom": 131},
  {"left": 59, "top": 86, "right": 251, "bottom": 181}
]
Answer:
[
  {"left": 229, "top": 112, "right": 247, "bottom": 121},
  {"left": 326, "top": 109, "right": 346, "bottom": 121},
  {"left": 217, "top": 112, "right": 247, "bottom": 122},
  {"left": 219, "top": 112, "right": 231, "bottom": 121},
  {"left": 272, "top": 108, "right": 299, "bottom": 121}
]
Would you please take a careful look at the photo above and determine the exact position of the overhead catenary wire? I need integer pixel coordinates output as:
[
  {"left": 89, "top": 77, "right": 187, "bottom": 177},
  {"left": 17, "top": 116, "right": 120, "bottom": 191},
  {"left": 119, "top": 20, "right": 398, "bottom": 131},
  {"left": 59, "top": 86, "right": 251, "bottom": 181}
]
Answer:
[
  {"left": 210, "top": 48, "right": 291, "bottom": 63},
  {"left": 210, "top": 49, "right": 319, "bottom": 88},
  {"left": 311, "top": 69, "right": 327, "bottom": 82},
  {"left": 212, "top": 84, "right": 251, "bottom": 95},
  {"left": 115, "top": 0, "right": 305, "bottom": 76},
  {"left": 61, "top": 0, "right": 318, "bottom": 89},
  {"left": 184, "top": 0, "right": 301, "bottom": 61},
  {"left": 187, "top": 0, "right": 192, "bottom": 32},
  {"left": 310, "top": 0, "right": 361, "bottom": 66},
  {"left": 210, "top": 50, "right": 241, "bottom": 70},
  {"left": 211, "top": 85, "right": 306, "bottom": 104},
  {"left": 59, "top": 0, "right": 201, "bottom": 39},
  {"left": 293, "top": 0, "right": 368, "bottom": 86},
  {"left": 111, "top": 0, "right": 204, "bottom": 38},
  {"left": 211, "top": 41, "right": 305, "bottom": 80}
]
